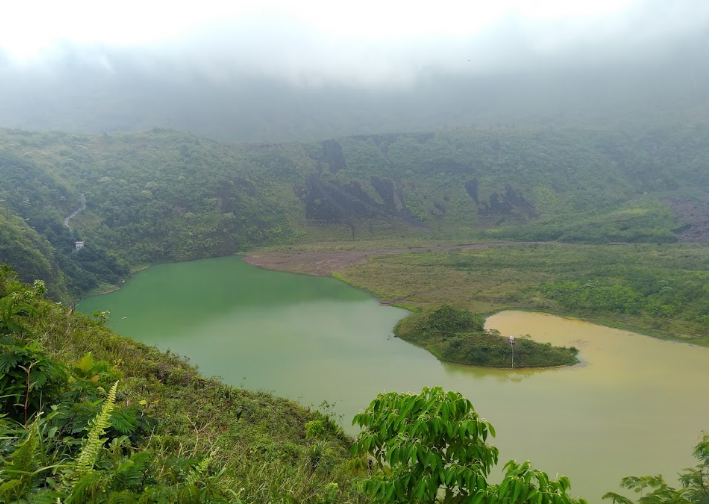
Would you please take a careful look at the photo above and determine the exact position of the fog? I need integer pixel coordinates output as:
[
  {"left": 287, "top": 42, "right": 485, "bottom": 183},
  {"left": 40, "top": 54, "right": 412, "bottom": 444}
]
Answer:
[{"left": 1, "top": 0, "right": 708, "bottom": 141}]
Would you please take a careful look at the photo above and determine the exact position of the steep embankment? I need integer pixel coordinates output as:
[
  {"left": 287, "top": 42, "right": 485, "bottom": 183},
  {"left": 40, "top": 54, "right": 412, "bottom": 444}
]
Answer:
[
  {"left": 2, "top": 125, "right": 709, "bottom": 298},
  {"left": 0, "top": 266, "right": 365, "bottom": 502}
]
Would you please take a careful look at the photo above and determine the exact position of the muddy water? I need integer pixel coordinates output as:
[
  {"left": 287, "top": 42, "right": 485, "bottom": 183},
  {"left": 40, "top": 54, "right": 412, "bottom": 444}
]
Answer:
[
  {"left": 78, "top": 257, "right": 709, "bottom": 502},
  {"left": 482, "top": 311, "right": 708, "bottom": 502}
]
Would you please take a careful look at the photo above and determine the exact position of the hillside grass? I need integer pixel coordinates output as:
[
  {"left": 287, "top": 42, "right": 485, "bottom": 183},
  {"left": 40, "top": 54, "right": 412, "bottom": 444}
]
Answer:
[
  {"left": 0, "top": 267, "right": 368, "bottom": 503},
  {"left": 250, "top": 237, "right": 476, "bottom": 255},
  {"left": 333, "top": 243, "right": 709, "bottom": 346}
]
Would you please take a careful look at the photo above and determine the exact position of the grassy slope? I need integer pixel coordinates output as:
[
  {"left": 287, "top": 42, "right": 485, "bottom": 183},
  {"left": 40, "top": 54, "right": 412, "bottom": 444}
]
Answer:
[
  {"left": 334, "top": 243, "right": 709, "bottom": 345},
  {"left": 0, "top": 211, "right": 58, "bottom": 288},
  {"left": 2, "top": 270, "right": 367, "bottom": 503}
]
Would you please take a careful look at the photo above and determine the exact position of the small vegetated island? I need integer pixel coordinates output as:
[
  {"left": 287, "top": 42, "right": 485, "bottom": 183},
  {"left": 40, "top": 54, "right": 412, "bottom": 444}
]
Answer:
[{"left": 396, "top": 304, "right": 579, "bottom": 368}]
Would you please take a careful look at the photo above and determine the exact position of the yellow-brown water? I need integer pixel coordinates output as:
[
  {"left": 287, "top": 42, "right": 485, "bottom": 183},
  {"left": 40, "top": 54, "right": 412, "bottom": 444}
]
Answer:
[
  {"left": 78, "top": 257, "right": 709, "bottom": 502},
  {"left": 483, "top": 311, "right": 708, "bottom": 502}
]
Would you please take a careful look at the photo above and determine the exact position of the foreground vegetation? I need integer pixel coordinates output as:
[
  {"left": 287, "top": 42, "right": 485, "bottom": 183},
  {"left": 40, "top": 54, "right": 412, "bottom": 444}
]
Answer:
[
  {"left": 352, "top": 387, "right": 586, "bottom": 504},
  {"left": 1, "top": 266, "right": 706, "bottom": 503},
  {"left": 0, "top": 265, "right": 363, "bottom": 503},
  {"left": 603, "top": 433, "right": 709, "bottom": 504},
  {"left": 335, "top": 243, "right": 709, "bottom": 345},
  {"left": 0, "top": 266, "right": 583, "bottom": 503},
  {"left": 395, "top": 305, "right": 578, "bottom": 368},
  {"left": 2, "top": 122, "right": 709, "bottom": 499}
]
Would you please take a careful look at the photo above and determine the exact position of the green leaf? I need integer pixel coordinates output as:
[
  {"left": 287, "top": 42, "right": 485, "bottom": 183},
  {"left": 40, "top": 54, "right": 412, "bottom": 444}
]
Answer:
[{"left": 512, "top": 480, "right": 522, "bottom": 503}]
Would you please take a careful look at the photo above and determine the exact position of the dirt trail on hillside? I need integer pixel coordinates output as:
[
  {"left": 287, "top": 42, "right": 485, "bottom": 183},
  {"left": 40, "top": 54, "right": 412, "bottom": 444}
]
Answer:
[
  {"left": 243, "top": 241, "right": 537, "bottom": 276},
  {"left": 63, "top": 193, "right": 86, "bottom": 234}
]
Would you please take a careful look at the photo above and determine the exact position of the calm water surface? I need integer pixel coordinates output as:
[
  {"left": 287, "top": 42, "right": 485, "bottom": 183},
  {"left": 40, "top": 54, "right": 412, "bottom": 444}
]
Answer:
[{"left": 78, "top": 256, "right": 709, "bottom": 502}]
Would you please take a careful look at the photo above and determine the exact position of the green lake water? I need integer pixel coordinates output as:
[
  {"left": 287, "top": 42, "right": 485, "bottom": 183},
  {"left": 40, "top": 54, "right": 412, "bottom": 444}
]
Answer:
[{"left": 78, "top": 256, "right": 709, "bottom": 502}]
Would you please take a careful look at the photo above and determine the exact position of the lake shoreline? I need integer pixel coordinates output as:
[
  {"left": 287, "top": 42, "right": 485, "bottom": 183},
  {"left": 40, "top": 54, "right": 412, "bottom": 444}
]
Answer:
[
  {"left": 394, "top": 305, "right": 581, "bottom": 369},
  {"left": 326, "top": 263, "right": 708, "bottom": 349},
  {"left": 80, "top": 247, "right": 706, "bottom": 349},
  {"left": 77, "top": 256, "right": 709, "bottom": 502}
]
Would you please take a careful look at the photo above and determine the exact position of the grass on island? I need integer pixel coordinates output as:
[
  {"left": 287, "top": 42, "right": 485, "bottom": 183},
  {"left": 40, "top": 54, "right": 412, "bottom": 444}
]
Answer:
[{"left": 395, "top": 304, "right": 579, "bottom": 368}]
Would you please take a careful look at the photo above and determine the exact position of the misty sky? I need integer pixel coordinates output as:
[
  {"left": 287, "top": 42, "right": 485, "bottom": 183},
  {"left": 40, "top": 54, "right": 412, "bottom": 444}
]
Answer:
[
  {"left": 1, "top": 0, "right": 708, "bottom": 141},
  {"left": 2, "top": 0, "right": 708, "bottom": 87}
]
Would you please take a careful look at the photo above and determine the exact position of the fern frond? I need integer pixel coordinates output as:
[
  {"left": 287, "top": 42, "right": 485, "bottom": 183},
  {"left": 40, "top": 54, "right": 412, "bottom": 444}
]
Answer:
[
  {"left": 185, "top": 448, "right": 217, "bottom": 487},
  {"left": 0, "top": 335, "right": 17, "bottom": 345},
  {"left": 137, "top": 485, "right": 171, "bottom": 504},
  {"left": 107, "top": 488, "right": 139, "bottom": 504},
  {"left": 177, "top": 484, "right": 201, "bottom": 504},
  {"left": 30, "top": 368, "right": 50, "bottom": 389},
  {"left": 0, "top": 346, "right": 21, "bottom": 374},
  {"left": 74, "top": 380, "right": 119, "bottom": 479},
  {"left": 113, "top": 451, "right": 152, "bottom": 491},
  {"left": 0, "top": 417, "right": 40, "bottom": 499},
  {"left": 27, "top": 488, "right": 67, "bottom": 504},
  {"left": 67, "top": 470, "right": 106, "bottom": 504},
  {"left": 110, "top": 408, "right": 138, "bottom": 435},
  {"left": 0, "top": 479, "right": 23, "bottom": 501}
]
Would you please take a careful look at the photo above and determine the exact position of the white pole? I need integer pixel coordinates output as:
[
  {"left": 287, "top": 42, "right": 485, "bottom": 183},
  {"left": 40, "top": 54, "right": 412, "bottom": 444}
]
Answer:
[{"left": 509, "top": 335, "right": 515, "bottom": 368}]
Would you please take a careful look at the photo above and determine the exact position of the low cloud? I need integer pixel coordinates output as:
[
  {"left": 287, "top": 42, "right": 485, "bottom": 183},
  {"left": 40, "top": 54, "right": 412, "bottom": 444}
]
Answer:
[
  {"left": 0, "top": 0, "right": 707, "bottom": 141},
  {"left": 2, "top": 0, "right": 708, "bottom": 88}
]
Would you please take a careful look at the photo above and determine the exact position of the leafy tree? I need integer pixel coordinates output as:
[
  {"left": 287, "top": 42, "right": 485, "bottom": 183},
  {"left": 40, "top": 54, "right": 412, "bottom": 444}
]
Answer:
[
  {"left": 0, "top": 336, "right": 67, "bottom": 425},
  {"left": 396, "top": 306, "right": 577, "bottom": 368},
  {"left": 603, "top": 433, "right": 709, "bottom": 504},
  {"left": 426, "top": 305, "right": 483, "bottom": 338},
  {"left": 0, "top": 278, "right": 45, "bottom": 337},
  {"left": 352, "top": 386, "right": 586, "bottom": 504}
]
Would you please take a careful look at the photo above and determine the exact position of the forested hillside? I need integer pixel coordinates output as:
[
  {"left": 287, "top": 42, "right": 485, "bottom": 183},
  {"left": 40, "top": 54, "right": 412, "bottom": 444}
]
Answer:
[{"left": 2, "top": 124, "right": 709, "bottom": 299}]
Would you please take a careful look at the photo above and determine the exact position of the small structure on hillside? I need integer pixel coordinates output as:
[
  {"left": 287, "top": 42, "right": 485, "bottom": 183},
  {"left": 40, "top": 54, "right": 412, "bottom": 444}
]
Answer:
[{"left": 75, "top": 241, "right": 85, "bottom": 251}]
